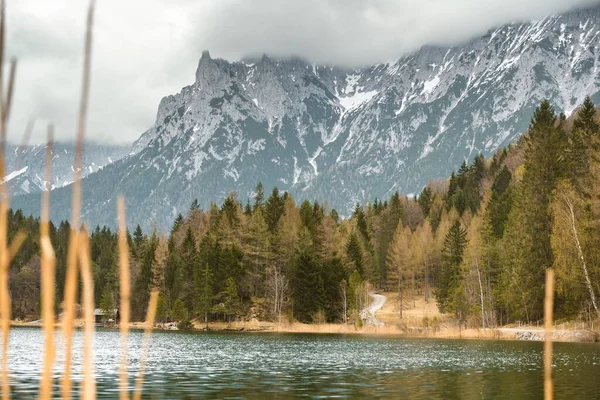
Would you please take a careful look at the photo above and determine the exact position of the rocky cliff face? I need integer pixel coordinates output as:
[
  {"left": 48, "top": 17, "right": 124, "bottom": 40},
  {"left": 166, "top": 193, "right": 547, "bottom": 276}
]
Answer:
[{"left": 12, "top": 4, "right": 600, "bottom": 230}]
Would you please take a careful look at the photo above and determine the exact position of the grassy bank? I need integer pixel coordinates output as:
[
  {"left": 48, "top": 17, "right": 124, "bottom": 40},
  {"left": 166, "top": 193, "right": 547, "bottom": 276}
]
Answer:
[{"left": 12, "top": 292, "right": 600, "bottom": 342}]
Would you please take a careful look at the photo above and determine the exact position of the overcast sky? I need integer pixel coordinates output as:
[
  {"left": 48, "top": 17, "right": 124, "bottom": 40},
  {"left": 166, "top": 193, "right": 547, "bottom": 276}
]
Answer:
[{"left": 5, "top": 0, "right": 600, "bottom": 145}]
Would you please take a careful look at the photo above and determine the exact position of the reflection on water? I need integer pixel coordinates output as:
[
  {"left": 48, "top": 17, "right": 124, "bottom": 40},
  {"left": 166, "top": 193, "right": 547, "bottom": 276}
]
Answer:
[{"left": 2, "top": 326, "right": 600, "bottom": 399}]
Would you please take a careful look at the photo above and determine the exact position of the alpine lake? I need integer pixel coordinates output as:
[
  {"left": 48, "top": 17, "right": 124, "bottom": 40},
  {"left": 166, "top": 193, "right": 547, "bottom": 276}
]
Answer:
[{"left": 3, "top": 326, "right": 600, "bottom": 399}]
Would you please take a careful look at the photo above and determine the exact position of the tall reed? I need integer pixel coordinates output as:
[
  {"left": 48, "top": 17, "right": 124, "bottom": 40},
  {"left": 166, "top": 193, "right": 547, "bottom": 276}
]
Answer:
[
  {"left": 133, "top": 290, "right": 159, "bottom": 400},
  {"left": 61, "top": 1, "right": 95, "bottom": 398},
  {"left": 0, "top": 1, "right": 160, "bottom": 399},
  {"left": 39, "top": 126, "right": 55, "bottom": 400},
  {"left": 78, "top": 230, "right": 96, "bottom": 400},
  {"left": 544, "top": 268, "right": 555, "bottom": 400},
  {"left": 0, "top": 1, "right": 22, "bottom": 398},
  {"left": 117, "top": 197, "right": 131, "bottom": 399}
]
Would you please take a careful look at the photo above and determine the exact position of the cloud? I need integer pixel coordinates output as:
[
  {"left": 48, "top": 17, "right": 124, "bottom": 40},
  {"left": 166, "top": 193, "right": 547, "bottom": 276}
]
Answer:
[
  {"left": 4, "top": 0, "right": 599, "bottom": 145},
  {"left": 202, "top": 0, "right": 600, "bottom": 64}
]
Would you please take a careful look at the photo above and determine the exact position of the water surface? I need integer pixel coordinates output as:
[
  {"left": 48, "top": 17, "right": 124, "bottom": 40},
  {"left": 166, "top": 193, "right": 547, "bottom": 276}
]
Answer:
[{"left": 4, "top": 326, "right": 600, "bottom": 399}]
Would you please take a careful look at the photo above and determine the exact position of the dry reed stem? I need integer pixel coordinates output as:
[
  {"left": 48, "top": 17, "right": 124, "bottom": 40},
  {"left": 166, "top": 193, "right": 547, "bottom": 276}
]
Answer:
[
  {"left": 544, "top": 269, "right": 555, "bottom": 400},
  {"left": 71, "top": 0, "right": 95, "bottom": 229},
  {"left": 3, "top": 59, "right": 14, "bottom": 122},
  {"left": 39, "top": 125, "right": 55, "bottom": 400},
  {"left": 61, "top": 233, "right": 79, "bottom": 400},
  {"left": 62, "top": 2, "right": 95, "bottom": 398},
  {"left": 39, "top": 236, "right": 55, "bottom": 400},
  {"left": 132, "top": 290, "right": 158, "bottom": 400},
  {"left": 0, "top": 1, "right": 18, "bottom": 398},
  {"left": 118, "top": 196, "right": 131, "bottom": 400},
  {"left": 77, "top": 230, "right": 96, "bottom": 400}
]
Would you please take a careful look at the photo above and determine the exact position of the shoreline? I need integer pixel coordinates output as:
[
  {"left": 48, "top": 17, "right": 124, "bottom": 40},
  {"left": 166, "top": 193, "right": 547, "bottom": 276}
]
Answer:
[{"left": 11, "top": 320, "right": 600, "bottom": 343}]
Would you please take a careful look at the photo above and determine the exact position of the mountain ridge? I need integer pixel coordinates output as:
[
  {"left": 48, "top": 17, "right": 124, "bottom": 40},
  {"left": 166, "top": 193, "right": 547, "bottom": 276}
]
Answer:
[{"left": 11, "top": 4, "right": 600, "bottom": 230}]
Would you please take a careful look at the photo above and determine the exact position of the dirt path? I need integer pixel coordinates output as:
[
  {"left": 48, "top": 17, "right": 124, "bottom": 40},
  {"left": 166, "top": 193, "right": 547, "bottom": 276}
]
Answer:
[{"left": 360, "top": 293, "right": 387, "bottom": 326}]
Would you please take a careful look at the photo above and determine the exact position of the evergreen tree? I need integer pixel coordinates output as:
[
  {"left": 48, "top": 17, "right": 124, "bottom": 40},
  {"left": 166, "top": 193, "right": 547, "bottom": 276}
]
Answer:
[
  {"left": 418, "top": 186, "right": 433, "bottom": 217},
  {"left": 321, "top": 257, "right": 347, "bottom": 322},
  {"left": 435, "top": 220, "right": 467, "bottom": 314},
  {"left": 573, "top": 96, "right": 599, "bottom": 135},
  {"left": 254, "top": 182, "right": 265, "bottom": 210},
  {"left": 133, "top": 224, "right": 144, "bottom": 248},
  {"left": 486, "top": 166, "right": 513, "bottom": 238},
  {"left": 242, "top": 207, "right": 271, "bottom": 297},
  {"left": 196, "top": 263, "right": 213, "bottom": 329},
  {"left": 99, "top": 284, "right": 115, "bottom": 322},
  {"left": 190, "top": 199, "right": 200, "bottom": 212},
  {"left": 132, "top": 233, "right": 158, "bottom": 320},
  {"left": 171, "top": 299, "right": 188, "bottom": 322},
  {"left": 501, "top": 99, "right": 565, "bottom": 321},
  {"left": 264, "top": 187, "right": 285, "bottom": 233},
  {"left": 219, "top": 277, "right": 241, "bottom": 325},
  {"left": 291, "top": 251, "right": 324, "bottom": 323},
  {"left": 179, "top": 227, "right": 198, "bottom": 311},
  {"left": 171, "top": 214, "right": 184, "bottom": 234},
  {"left": 345, "top": 232, "right": 365, "bottom": 277},
  {"left": 156, "top": 294, "right": 169, "bottom": 324}
]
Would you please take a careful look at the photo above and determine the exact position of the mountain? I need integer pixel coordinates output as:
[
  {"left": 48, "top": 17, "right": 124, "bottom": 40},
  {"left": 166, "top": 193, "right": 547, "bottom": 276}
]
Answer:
[
  {"left": 12, "top": 4, "right": 600, "bottom": 230},
  {"left": 3, "top": 142, "right": 130, "bottom": 197}
]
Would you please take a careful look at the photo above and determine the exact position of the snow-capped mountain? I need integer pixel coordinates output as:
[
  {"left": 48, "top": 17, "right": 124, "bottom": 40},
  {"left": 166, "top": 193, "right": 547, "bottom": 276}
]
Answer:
[
  {"left": 4, "top": 142, "right": 129, "bottom": 197},
  {"left": 12, "top": 4, "right": 600, "bottom": 230}
]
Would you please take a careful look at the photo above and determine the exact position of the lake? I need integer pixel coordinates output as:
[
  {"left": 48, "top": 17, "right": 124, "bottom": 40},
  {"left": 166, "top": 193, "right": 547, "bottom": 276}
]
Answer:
[{"left": 3, "top": 326, "right": 600, "bottom": 398}]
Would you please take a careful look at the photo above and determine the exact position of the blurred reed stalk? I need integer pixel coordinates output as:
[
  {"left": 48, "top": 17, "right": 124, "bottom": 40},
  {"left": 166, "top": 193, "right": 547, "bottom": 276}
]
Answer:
[
  {"left": 61, "top": 1, "right": 95, "bottom": 398},
  {"left": 39, "top": 126, "right": 55, "bottom": 400},
  {"left": 544, "top": 269, "right": 555, "bottom": 400},
  {"left": 118, "top": 196, "right": 131, "bottom": 400},
  {"left": 0, "top": 1, "right": 24, "bottom": 398},
  {"left": 78, "top": 230, "right": 96, "bottom": 400},
  {"left": 0, "top": 0, "right": 158, "bottom": 398},
  {"left": 133, "top": 290, "right": 158, "bottom": 400}
]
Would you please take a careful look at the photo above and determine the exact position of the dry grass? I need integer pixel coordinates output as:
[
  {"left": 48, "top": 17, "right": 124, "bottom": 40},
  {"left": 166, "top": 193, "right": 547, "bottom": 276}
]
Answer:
[{"left": 0, "top": 1, "right": 159, "bottom": 399}]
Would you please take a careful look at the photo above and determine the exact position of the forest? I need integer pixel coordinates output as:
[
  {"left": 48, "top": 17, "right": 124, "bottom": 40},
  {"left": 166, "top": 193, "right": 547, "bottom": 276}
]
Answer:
[{"left": 7, "top": 97, "right": 600, "bottom": 329}]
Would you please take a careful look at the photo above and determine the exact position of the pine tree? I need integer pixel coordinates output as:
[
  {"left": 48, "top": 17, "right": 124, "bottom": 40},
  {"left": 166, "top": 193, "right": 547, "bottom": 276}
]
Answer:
[
  {"left": 291, "top": 251, "right": 324, "bottom": 323},
  {"left": 486, "top": 166, "right": 513, "bottom": 238},
  {"left": 196, "top": 263, "right": 213, "bottom": 329},
  {"left": 264, "top": 187, "right": 285, "bottom": 233},
  {"left": 418, "top": 186, "right": 433, "bottom": 217},
  {"left": 190, "top": 199, "right": 200, "bottom": 212},
  {"left": 171, "top": 299, "right": 188, "bottom": 323},
  {"left": 156, "top": 294, "right": 169, "bottom": 324},
  {"left": 321, "top": 257, "right": 347, "bottom": 322},
  {"left": 221, "top": 277, "right": 241, "bottom": 325},
  {"left": 179, "top": 227, "right": 197, "bottom": 311},
  {"left": 345, "top": 232, "right": 365, "bottom": 278},
  {"left": 132, "top": 233, "right": 158, "bottom": 320},
  {"left": 242, "top": 207, "right": 271, "bottom": 297},
  {"left": 99, "top": 284, "right": 115, "bottom": 322},
  {"left": 133, "top": 224, "right": 144, "bottom": 247},
  {"left": 500, "top": 99, "right": 565, "bottom": 321},
  {"left": 386, "top": 224, "right": 412, "bottom": 317},
  {"left": 254, "top": 182, "right": 265, "bottom": 210},
  {"left": 435, "top": 220, "right": 467, "bottom": 314},
  {"left": 171, "top": 214, "right": 184, "bottom": 234},
  {"left": 573, "top": 96, "right": 599, "bottom": 135},
  {"left": 353, "top": 204, "right": 370, "bottom": 241}
]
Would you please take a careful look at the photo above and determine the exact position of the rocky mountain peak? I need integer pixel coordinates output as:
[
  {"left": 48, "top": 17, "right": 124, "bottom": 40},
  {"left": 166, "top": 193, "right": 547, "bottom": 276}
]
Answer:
[
  {"left": 195, "top": 49, "right": 230, "bottom": 91},
  {"left": 11, "top": 4, "right": 600, "bottom": 231}
]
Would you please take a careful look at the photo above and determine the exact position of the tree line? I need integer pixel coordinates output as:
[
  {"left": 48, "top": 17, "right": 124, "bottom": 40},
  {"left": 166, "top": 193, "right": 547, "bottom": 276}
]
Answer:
[{"left": 7, "top": 97, "right": 600, "bottom": 328}]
